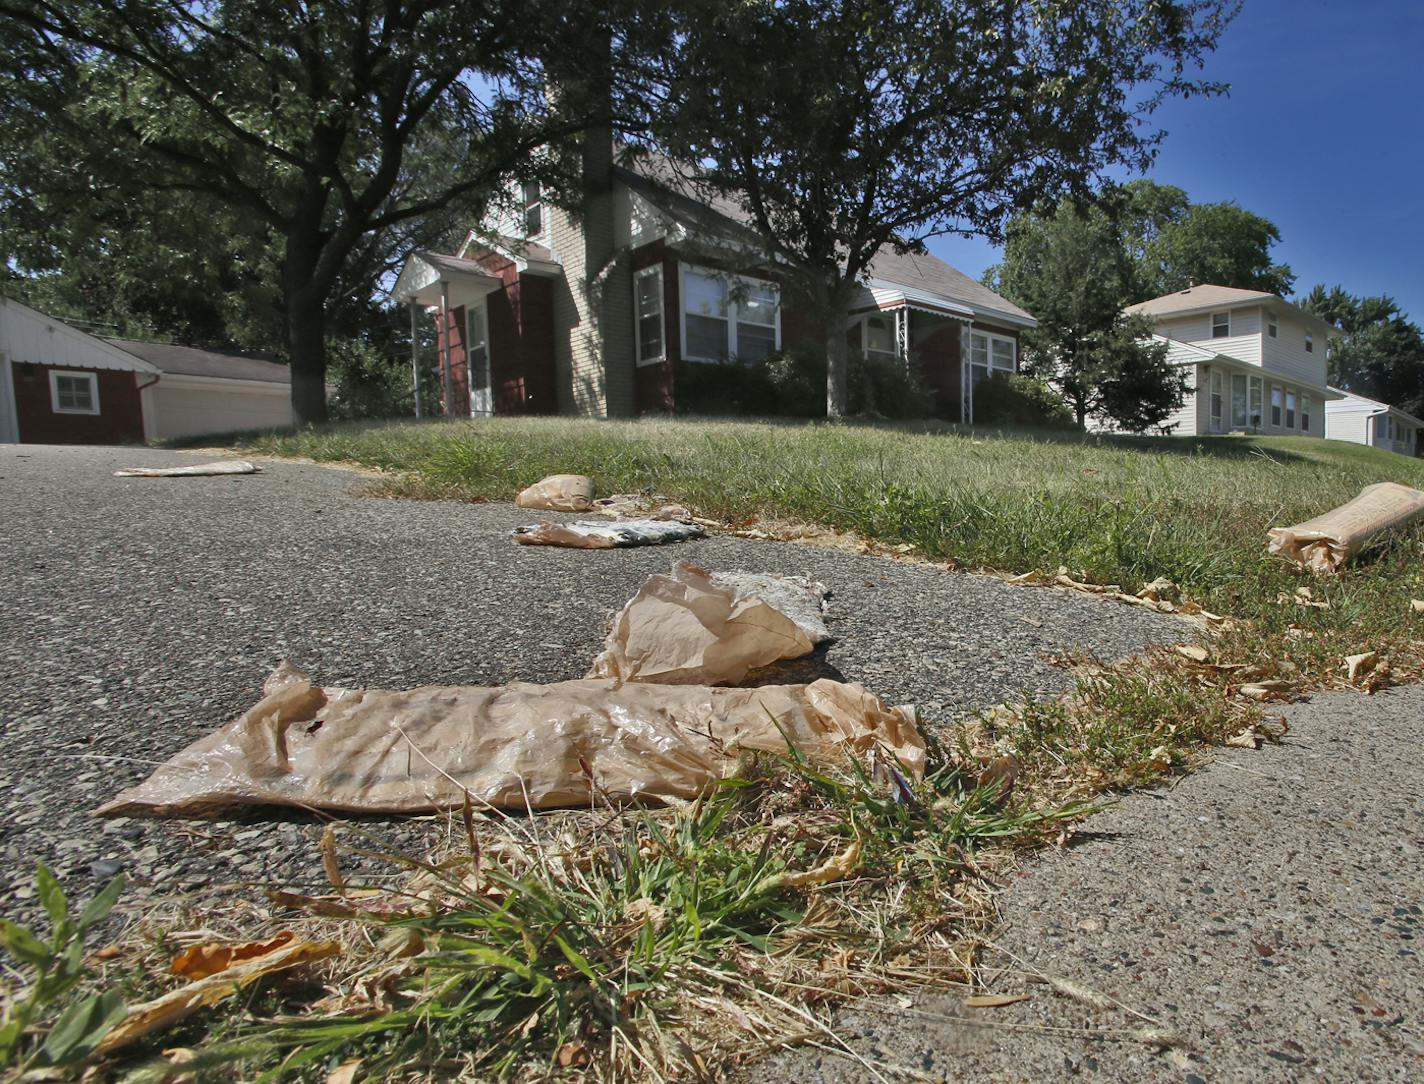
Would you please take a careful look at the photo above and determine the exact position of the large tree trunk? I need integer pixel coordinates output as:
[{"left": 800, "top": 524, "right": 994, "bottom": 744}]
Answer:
[
  {"left": 286, "top": 294, "right": 329, "bottom": 424},
  {"left": 817, "top": 276, "right": 854, "bottom": 417}
]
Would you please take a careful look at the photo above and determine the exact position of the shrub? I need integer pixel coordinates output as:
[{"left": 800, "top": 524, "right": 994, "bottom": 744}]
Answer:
[
  {"left": 327, "top": 339, "right": 432, "bottom": 420},
  {"left": 970, "top": 372, "right": 1078, "bottom": 429}
]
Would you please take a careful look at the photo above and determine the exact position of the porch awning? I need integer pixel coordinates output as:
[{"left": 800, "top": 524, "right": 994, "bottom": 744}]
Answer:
[
  {"left": 850, "top": 280, "right": 975, "bottom": 321},
  {"left": 392, "top": 251, "right": 503, "bottom": 309}
]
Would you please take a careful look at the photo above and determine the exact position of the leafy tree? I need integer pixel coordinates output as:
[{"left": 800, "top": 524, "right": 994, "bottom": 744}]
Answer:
[
  {"left": 0, "top": 0, "right": 607, "bottom": 422},
  {"left": 1118, "top": 179, "right": 1294, "bottom": 300},
  {"left": 1301, "top": 285, "right": 1424, "bottom": 419},
  {"left": 987, "top": 198, "right": 1185, "bottom": 430},
  {"left": 630, "top": 0, "right": 1235, "bottom": 416}
]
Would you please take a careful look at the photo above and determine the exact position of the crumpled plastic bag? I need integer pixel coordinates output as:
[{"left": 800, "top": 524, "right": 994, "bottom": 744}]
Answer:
[
  {"left": 1268, "top": 482, "right": 1424, "bottom": 574},
  {"left": 513, "top": 519, "right": 705, "bottom": 548},
  {"left": 588, "top": 562, "right": 830, "bottom": 685},
  {"left": 515, "top": 474, "right": 595, "bottom": 512},
  {"left": 96, "top": 662, "right": 924, "bottom": 816}
]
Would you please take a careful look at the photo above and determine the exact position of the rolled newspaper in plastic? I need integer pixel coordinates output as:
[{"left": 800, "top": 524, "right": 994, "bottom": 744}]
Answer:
[{"left": 1267, "top": 482, "right": 1424, "bottom": 574}]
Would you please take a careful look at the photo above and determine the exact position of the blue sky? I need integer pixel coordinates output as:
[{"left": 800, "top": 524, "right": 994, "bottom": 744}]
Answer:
[{"left": 928, "top": 0, "right": 1424, "bottom": 321}]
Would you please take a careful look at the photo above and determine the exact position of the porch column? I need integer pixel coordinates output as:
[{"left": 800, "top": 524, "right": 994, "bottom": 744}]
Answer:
[
  {"left": 439, "top": 279, "right": 453, "bottom": 416},
  {"left": 408, "top": 299, "right": 423, "bottom": 419},
  {"left": 896, "top": 308, "right": 910, "bottom": 372}
]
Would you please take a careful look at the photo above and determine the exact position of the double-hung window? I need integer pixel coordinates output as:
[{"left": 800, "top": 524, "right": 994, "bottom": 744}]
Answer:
[
  {"left": 1209, "top": 371, "right": 1224, "bottom": 429},
  {"left": 1285, "top": 390, "right": 1297, "bottom": 428},
  {"left": 1212, "top": 312, "right": 1230, "bottom": 339},
  {"left": 1301, "top": 394, "right": 1311, "bottom": 433},
  {"left": 50, "top": 370, "right": 99, "bottom": 415},
  {"left": 1248, "top": 375, "right": 1263, "bottom": 431},
  {"left": 1305, "top": 332, "right": 1314, "bottom": 354},
  {"left": 1230, "top": 373, "right": 1248, "bottom": 429},
  {"left": 681, "top": 267, "right": 780, "bottom": 362},
  {"left": 1270, "top": 385, "right": 1282, "bottom": 427},
  {"left": 861, "top": 315, "right": 897, "bottom": 361},
  {"left": 1267, "top": 312, "right": 1278, "bottom": 338},
  {"left": 523, "top": 182, "right": 543, "bottom": 237},
  {"left": 634, "top": 266, "right": 665, "bottom": 365}
]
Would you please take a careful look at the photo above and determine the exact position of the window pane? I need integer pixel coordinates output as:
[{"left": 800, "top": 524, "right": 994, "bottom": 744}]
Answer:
[
  {"left": 686, "top": 314, "right": 727, "bottom": 359},
  {"left": 1302, "top": 396, "right": 1311, "bottom": 432},
  {"left": 1268, "top": 315, "right": 1278, "bottom": 338},
  {"left": 56, "top": 376, "right": 93, "bottom": 411},
  {"left": 1231, "top": 374, "right": 1247, "bottom": 427},
  {"left": 991, "top": 338, "right": 1014, "bottom": 369},
  {"left": 637, "top": 271, "right": 662, "bottom": 318},
  {"left": 864, "top": 316, "right": 894, "bottom": 354},
  {"left": 1248, "top": 377, "right": 1263, "bottom": 430},
  {"left": 1212, "top": 313, "right": 1230, "bottom": 338},
  {"left": 684, "top": 271, "right": 726, "bottom": 317},
  {"left": 736, "top": 322, "right": 776, "bottom": 362},
  {"left": 971, "top": 334, "right": 988, "bottom": 366},
  {"left": 637, "top": 270, "right": 663, "bottom": 362},
  {"left": 1286, "top": 391, "right": 1296, "bottom": 428},
  {"left": 739, "top": 282, "right": 777, "bottom": 327}
]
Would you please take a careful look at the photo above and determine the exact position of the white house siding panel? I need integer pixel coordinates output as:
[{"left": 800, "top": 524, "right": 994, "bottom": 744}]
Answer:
[
  {"left": 150, "top": 380, "right": 292, "bottom": 440},
  {"left": 548, "top": 204, "right": 605, "bottom": 417},
  {"left": 1158, "top": 309, "right": 1263, "bottom": 368},
  {"left": 0, "top": 297, "right": 149, "bottom": 374},
  {"left": 1260, "top": 312, "right": 1330, "bottom": 387},
  {"left": 1160, "top": 363, "right": 1201, "bottom": 435},
  {"left": 1325, "top": 409, "right": 1370, "bottom": 446}
]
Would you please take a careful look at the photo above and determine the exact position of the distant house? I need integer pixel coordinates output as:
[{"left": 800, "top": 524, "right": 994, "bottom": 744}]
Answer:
[
  {"left": 1121, "top": 285, "right": 1343, "bottom": 436},
  {"left": 393, "top": 137, "right": 1035, "bottom": 421},
  {"left": 1324, "top": 389, "right": 1421, "bottom": 457},
  {"left": 0, "top": 296, "right": 293, "bottom": 445}
]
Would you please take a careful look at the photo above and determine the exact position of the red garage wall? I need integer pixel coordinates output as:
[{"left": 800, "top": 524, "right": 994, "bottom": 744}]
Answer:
[{"left": 11, "top": 363, "right": 145, "bottom": 444}]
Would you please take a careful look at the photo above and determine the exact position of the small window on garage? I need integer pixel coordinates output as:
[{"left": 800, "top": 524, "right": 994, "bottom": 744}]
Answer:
[
  {"left": 50, "top": 370, "right": 100, "bottom": 415},
  {"left": 1212, "top": 312, "right": 1230, "bottom": 338}
]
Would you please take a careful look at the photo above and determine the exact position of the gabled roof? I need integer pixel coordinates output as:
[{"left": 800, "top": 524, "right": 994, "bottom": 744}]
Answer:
[
  {"left": 1126, "top": 284, "right": 1339, "bottom": 335},
  {"left": 105, "top": 338, "right": 291, "bottom": 384},
  {"left": 0, "top": 296, "right": 159, "bottom": 373},
  {"left": 615, "top": 155, "right": 1034, "bottom": 327},
  {"left": 1326, "top": 388, "right": 1424, "bottom": 427}
]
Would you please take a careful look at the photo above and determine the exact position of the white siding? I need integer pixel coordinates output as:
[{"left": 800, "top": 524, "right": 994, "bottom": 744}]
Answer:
[
  {"left": 1325, "top": 409, "right": 1370, "bottom": 445},
  {"left": 150, "top": 379, "right": 292, "bottom": 440},
  {"left": 0, "top": 297, "right": 150, "bottom": 375},
  {"left": 1260, "top": 311, "right": 1330, "bottom": 387},
  {"left": 1160, "top": 363, "right": 1201, "bottom": 435},
  {"left": 1156, "top": 309, "right": 1262, "bottom": 367}
]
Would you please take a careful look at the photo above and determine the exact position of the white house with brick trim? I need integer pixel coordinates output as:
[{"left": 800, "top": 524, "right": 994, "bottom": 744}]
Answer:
[
  {"left": 1324, "top": 389, "right": 1421, "bottom": 457},
  {"left": 1122, "top": 285, "right": 1344, "bottom": 437},
  {"left": 392, "top": 137, "right": 1035, "bottom": 421}
]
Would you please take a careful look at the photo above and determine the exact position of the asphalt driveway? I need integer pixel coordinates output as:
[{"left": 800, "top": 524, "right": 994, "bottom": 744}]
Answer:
[{"left": 0, "top": 444, "right": 1182, "bottom": 923}]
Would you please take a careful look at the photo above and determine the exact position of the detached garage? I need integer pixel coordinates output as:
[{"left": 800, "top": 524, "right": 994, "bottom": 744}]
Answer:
[{"left": 0, "top": 296, "right": 293, "bottom": 445}]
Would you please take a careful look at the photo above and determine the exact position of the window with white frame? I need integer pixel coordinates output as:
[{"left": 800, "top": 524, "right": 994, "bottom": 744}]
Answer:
[
  {"left": 1248, "top": 375, "right": 1263, "bottom": 431},
  {"left": 1267, "top": 312, "right": 1278, "bottom": 338},
  {"left": 523, "top": 182, "right": 543, "bottom": 237},
  {"left": 1230, "top": 373, "right": 1248, "bottom": 428},
  {"left": 1270, "top": 385, "right": 1282, "bottom": 427},
  {"left": 861, "top": 314, "right": 897, "bottom": 361},
  {"left": 1305, "top": 332, "right": 1314, "bottom": 353},
  {"left": 50, "top": 370, "right": 99, "bottom": 415},
  {"left": 969, "top": 331, "right": 1015, "bottom": 373},
  {"left": 680, "top": 266, "right": 780, "bottom": 363},
  {"left": 1209, "top": 370, "right": 1223, "bottom": 429},
  {"left": 1212, "top": 312, "right": 1230, "bottom": 339},
  {"left": 1285, "top": 389, "right": 1297, "bottom": 428},
  {"left": 634, "top": 266, "right": 665, "bottom": 365},
  {"left": 1301, "top": 394, "right": 1311, "bottom": 433}
]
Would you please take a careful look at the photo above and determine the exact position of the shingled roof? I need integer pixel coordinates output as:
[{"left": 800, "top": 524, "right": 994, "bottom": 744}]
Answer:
[{"left": 106, "top": 338, "right": 291, "bottom": 384}]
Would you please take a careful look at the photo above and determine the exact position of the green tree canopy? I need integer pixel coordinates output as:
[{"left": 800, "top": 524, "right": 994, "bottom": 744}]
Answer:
[
  {"left": 987, "top": 197, "right": 1184, "bottom": 430},
  {"left": 1117, "top": 179, "right": 1294, "bottom": 300},
  {"left": 1301, "top": 285, "right": 1424, "bottom": 420},
  {"left": 629, "top": 0, "right": 1234, "bottom": 416},
  {"left": 0, "top": 0, "right": 614, "bottom": 422}
]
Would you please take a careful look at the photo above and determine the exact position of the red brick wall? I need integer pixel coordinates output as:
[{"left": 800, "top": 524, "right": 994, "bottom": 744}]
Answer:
[
  {"left": 471, "top": 252, "right": 557, "bottom": 416},
  {"left": 12, "top": 363, "right": 145, "bottom": 444}
]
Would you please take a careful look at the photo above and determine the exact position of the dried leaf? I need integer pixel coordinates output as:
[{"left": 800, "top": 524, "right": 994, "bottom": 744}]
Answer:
[
  {"left": 321, "top": 824, "right": 344, "bottom": 895},
  {"left": 1238, "top": 680, "right": 1293, "bottom": 702},
  {"left": 1175, "top": 644, "right": 1210, "bottom": 663},
  {"left": 1345, "top": 651, "right": 1379, "bottom": 684},
  {"left": 1411, "top": 599, "right": 1424, "bottom": 614},
  {"left": 964, "top": 993, "right": 1030, "bottom": 1008},
  {"left": 1225, "top": 728, "right": 1260, "bottom": 749},
  {"left": 101, "top": 938, "right": 340, "bottom": 1055},
  {"left": 557, "top": 1042, "right": 591, "bottom": 1068},
  {"left": 976, "top": 754, "right": 1018, "bottom": 802},
  {"left": 326, "top": 1059, "right": 363, "bottom": 1084},
  {"left": 171, "top": 931, "right": 295, "bottom": 981},
  {"left": 758, "top": 839, "right": 862, "bottom": 891}
]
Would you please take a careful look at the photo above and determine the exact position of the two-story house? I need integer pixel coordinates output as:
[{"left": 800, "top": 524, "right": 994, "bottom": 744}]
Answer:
[
  {"left": 392, "top": 136, "right": 1034, "bottom": 421},
  {"left": 1324, "top": 390, "right": 1422, "bottom": 457},
  {"left": 1122, "top": 285, "right": 1343, "bottom": 437}
]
